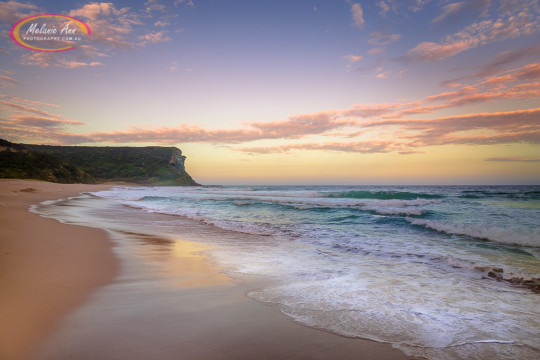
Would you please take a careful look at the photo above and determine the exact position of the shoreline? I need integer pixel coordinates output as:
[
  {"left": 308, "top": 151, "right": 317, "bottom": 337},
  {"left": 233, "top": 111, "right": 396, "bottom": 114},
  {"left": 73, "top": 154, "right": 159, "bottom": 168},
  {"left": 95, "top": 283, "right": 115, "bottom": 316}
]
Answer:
[
  {"left": 1, "top": 180, "right": 412, "bottom": 360},
  {"left": 0, "top": 180, "right": 117, "bottom": 360}
]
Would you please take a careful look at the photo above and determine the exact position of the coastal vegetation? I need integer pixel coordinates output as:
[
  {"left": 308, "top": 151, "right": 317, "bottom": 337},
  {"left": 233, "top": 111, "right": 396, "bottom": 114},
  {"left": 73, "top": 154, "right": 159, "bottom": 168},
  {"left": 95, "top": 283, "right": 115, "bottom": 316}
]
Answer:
[{"left": 0, "top": 139, "right": 198, "bottom": 185}]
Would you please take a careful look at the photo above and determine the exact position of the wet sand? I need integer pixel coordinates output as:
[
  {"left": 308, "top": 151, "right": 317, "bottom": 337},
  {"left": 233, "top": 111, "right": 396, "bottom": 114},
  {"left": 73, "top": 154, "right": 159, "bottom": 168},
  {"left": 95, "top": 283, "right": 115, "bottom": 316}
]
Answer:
[{"left": 1, "top": 180, "right": 412, "bottom": 360}]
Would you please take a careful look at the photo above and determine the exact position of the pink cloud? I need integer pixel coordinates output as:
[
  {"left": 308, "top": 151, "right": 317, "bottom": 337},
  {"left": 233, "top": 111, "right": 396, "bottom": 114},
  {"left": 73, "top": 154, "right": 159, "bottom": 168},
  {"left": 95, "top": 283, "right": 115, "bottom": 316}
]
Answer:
[
  {"left": 138, "top": 31, "right": 171, "bottom": 45},
  {"left": 2, "top": 56, "right": 539, "bottom": 155},
  {"left": 236, "top": 140, "right": 400, "bottom": 154},
  {"left": 431, "top": 0, "right": 491, "bottom": 24},
  {"left": 342, "top": 54, "right": 363, "bottom": 63},
  {"left": 363, "top": 108, "right": 540, "bottom": 148},
  {"left": 248, "top": 112, "right": 354, "bottom": 139},
  {"left": 10, "top": 116, "right": 84, "bottom": 128},
  {"left": 343, "top": 103, "right": 401, "bottom": 118},
  {"left": 0, "top": 95, "right": 60, "bottom": 108},
  {"left": 408, "top": 39, "right": 476, "bottom": 62},
  {"left": 0, "top": 1, "right": 38, "bottom": 23},
  {"left": 68, "top": 2, "right": 142, "bottom": 49},
  {"left": 369, "top": 31, "right": 401, "bottom": 45},
  {"left": 407, "top": 2, "right": 540, "bottom": 62},
  {"left": 17, "top": 52, "right": 105, "bottom": 69},
  {"left": 0, "top": 99, "right": 60, "bottom": 118},
  {"left": 0, "top": 74, "right": 18, "bottom": 88},
  {"left": 350, "top": 2, "right": 365, "bottom": 29}
]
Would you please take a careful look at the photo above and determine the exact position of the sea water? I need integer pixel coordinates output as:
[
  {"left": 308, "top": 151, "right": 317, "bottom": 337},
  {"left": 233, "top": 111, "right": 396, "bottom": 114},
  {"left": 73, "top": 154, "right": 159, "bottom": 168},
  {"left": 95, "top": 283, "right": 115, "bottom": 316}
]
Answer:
[{"left": 35, "top": 185, "right": 540, "bottom": 359}]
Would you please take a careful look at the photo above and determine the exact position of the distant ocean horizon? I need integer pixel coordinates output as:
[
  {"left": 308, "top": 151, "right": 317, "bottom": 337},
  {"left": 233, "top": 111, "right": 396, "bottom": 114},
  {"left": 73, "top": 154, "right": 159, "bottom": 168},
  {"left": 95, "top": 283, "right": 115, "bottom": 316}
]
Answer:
[{"left": 35, "top": 184, "right": 540, "bottom": 360}]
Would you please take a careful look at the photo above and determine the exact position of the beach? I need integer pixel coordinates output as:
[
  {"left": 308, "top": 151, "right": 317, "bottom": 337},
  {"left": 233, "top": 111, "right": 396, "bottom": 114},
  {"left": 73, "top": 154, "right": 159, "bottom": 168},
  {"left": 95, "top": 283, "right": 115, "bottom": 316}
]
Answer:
[
  {"left": 0, "top": 180, "right": 410, "bottom": 360},
  {"left": 0, "top": 180, "right": 116, "bottom": 359}
]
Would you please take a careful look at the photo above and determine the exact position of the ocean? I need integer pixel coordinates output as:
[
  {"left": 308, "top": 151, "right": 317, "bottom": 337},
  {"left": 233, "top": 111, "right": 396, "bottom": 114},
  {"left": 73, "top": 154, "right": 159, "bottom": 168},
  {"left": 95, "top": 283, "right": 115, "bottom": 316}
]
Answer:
[{"left": 33, "top": 185, "right": 540, "bottom": 359}]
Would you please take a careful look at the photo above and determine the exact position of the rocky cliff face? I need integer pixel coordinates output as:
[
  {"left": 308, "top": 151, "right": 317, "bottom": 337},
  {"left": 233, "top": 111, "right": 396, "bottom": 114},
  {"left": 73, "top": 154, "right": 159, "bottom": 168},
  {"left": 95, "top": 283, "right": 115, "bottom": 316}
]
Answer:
[{"left": 169, "top": 148, "right": 187, "bottom": 173}]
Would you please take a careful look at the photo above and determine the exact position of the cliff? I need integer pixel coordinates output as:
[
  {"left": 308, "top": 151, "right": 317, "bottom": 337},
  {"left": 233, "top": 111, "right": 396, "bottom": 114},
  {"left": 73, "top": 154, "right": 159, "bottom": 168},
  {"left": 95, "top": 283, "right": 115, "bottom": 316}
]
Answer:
[
  {"left": 0, "top": 139, "right": 199, "bottom": 185},
  {"left": 0, "top": 139, "right": 94, "bottom": 183}
]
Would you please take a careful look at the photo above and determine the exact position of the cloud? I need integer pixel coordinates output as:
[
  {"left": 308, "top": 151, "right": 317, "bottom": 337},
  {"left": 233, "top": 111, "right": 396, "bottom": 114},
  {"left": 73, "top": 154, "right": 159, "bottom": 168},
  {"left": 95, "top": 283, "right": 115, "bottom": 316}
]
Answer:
[
  {"left": 342, "top": 54, "right": 363, "bottom": 70},
  {"left": 0, "top": 99, "right": 60, "bottom": 118},
  {"left": 154, "top": 20, "right": 169, "bottom": 27},
  {"left": 407, "top": 38, "right": 478, "bottom": 62},
  {"left": 59, "top": 60, "right": 104, "bottom": 69},
  {"left": 247, "top": 112, "right": 355, "bottom": 139},
  {"left": 431, "top": 0, "right": 491, "bottom": 24},
  {"left": 368, "top": 48, "right": 384, "bottom": 55},
  {"left": 0, "top": 74, "right": 18, "bottom": 88},
  {"left": 0, "top": 96, "right": 84, "bottom": 144},
  {"left": 432, "top": 1, "right": 467, "bottom": 23},
  {"left": 11, "top": 115, "right": 83, "bottom": 128},
  {"left": 3, "top": 54, "right": 539, "bottom": 155},
  {"left": 145, "top": 0, "right": 192, "bottom": 13},
  {"left": 69, "top": 2, "right": 142, "bottom": 49},
  {"left": 375, "top": 0, "right": 431, "bottom": 17},
  {"left": 363, "top": 108, "right": 540, "bottom": 148},
  {"left": 145, "top": 0, "right": 167, "bottom": 13},
  {"left": 13, "top": 2, "right": 146, "bottom": 69},
  {"left": 381, "top": 62, "right": 540, "bottom": 118},
  {"left": 481, "top": 62, "right": 540, "bottom": 85},
  {"left": 16, "top": 111, "right": 355, "bottom": 145},
  {"left": 343, "top": 103, "right": 401, "bottom": 118},
  {"left": 377, "top": 1, "right": 392, "bottom": 17},
  {"left": 406, "top": 2, "right": 540, "bottom": 62},
  {"left": 349, "top": 2, "right": 365, "bottom": 29},
  {"left": 0, "top": 0, "right": 38, "bottom": 23},
  {"left": 138, "top": 31, "right": 171, "bottom": 45},
  {"left": 441, "top": 45, "right": 540, "bottom": 86},
  {"left": 369, "top": 31, "right": 401, "bottom": 45},
  {"left": 236, "top": 140, "right": 400, "bottom": 154},
  {"left": 169, "top": 60, "right": 179, "bottom": 72},
  {"left": 0, "top": 94, "right": 60, "bottom": 108},
  {"left": 18, "top": 52, "right": 104, "bottom": 68},
  {"left": 342, "top": 54, "right": 363, "bottom": 63}
]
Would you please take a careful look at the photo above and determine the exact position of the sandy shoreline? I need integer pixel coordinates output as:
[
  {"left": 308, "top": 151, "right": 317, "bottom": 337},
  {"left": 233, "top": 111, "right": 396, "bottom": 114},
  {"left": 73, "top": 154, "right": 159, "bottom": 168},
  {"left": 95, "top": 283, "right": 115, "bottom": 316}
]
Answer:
[
  {"left": 1, "top": 179, "right": 411, "bottom": 360},
  {"left": 0, "top": 180, "right": 116, "bottom": 360}
]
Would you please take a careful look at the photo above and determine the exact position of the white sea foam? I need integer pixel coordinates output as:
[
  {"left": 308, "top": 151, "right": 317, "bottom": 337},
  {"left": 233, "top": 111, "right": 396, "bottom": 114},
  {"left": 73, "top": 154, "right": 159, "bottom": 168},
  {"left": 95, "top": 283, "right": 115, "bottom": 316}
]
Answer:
[
  {"left": 406, "top": 217, "right": 540, "bottom": 248},
  {"left": 38, "top": 185, "right": 540, "bottom": 360}
]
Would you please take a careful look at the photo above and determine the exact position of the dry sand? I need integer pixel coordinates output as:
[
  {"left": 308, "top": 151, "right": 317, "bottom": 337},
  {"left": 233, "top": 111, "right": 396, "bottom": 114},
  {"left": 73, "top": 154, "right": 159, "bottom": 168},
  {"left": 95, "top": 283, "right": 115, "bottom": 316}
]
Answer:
[
  {"left": 1, "top": 179, "right": 412, "bottom": 360},
  {"left": 0, "top": 180, "right": 116, "bottom": 359}
]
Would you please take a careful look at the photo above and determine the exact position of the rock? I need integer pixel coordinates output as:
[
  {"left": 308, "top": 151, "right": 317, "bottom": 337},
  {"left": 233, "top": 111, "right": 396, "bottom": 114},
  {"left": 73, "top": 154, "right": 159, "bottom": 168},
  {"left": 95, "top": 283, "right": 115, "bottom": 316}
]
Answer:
[{"left": 169, "top": 148, "right": 187, "bottom": 173}]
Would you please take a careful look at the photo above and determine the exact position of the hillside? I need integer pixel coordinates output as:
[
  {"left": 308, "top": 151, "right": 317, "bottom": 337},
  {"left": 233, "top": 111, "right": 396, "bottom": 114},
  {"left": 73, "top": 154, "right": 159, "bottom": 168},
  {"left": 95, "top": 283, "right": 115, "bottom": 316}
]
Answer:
[
  {"left": 0, "top": 139, "right": 95, "bottom": 183},
  {"left": 0, "top": 139, "right": 199, "bottom": 185}
]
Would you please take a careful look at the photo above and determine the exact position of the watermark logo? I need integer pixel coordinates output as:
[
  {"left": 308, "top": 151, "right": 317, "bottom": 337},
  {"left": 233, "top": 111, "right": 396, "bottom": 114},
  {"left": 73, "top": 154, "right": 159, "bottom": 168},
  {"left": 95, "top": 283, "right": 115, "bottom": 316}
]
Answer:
[{"left": 10, "top": 14, "right": 91, "bottom": 52}]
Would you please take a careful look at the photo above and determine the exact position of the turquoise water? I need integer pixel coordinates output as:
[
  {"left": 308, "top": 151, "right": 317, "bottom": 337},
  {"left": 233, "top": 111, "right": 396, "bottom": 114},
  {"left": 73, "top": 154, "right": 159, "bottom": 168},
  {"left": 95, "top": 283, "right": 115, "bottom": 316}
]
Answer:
[{"left": 39, "top": 185, "right": 540, "bottom": 359}]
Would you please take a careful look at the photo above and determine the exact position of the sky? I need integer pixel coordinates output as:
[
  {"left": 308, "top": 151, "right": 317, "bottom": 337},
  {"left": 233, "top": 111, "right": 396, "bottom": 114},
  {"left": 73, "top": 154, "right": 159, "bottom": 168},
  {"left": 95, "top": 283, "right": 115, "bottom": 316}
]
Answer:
[{"left": 1, "top": 0, "right": 539, "bottom": 185}]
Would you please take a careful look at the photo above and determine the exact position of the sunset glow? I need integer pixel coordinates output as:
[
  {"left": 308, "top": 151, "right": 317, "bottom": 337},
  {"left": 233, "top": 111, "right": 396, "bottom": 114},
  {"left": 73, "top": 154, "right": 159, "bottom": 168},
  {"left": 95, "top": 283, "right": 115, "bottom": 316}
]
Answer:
[{"left": 1, "top": 0, "right": 539, "bottom": 184}]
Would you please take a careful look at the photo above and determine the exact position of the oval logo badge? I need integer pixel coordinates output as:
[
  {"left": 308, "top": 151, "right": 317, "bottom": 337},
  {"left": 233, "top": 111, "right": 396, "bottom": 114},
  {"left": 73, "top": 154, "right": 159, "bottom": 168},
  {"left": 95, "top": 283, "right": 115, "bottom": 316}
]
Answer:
[{"left": 10, "top": 14, "right": 91, "bottom": 52}]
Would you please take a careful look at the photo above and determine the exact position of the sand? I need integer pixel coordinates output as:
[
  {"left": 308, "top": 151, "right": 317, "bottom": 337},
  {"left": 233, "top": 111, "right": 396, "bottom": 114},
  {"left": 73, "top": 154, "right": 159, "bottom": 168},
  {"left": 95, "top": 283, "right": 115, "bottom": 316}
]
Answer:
[
  {"left": 0, "top": 179, "right": 412, "bottom": 360},
  {"left": 0, "top": 180, "right": 116, "bottom": 360}
]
